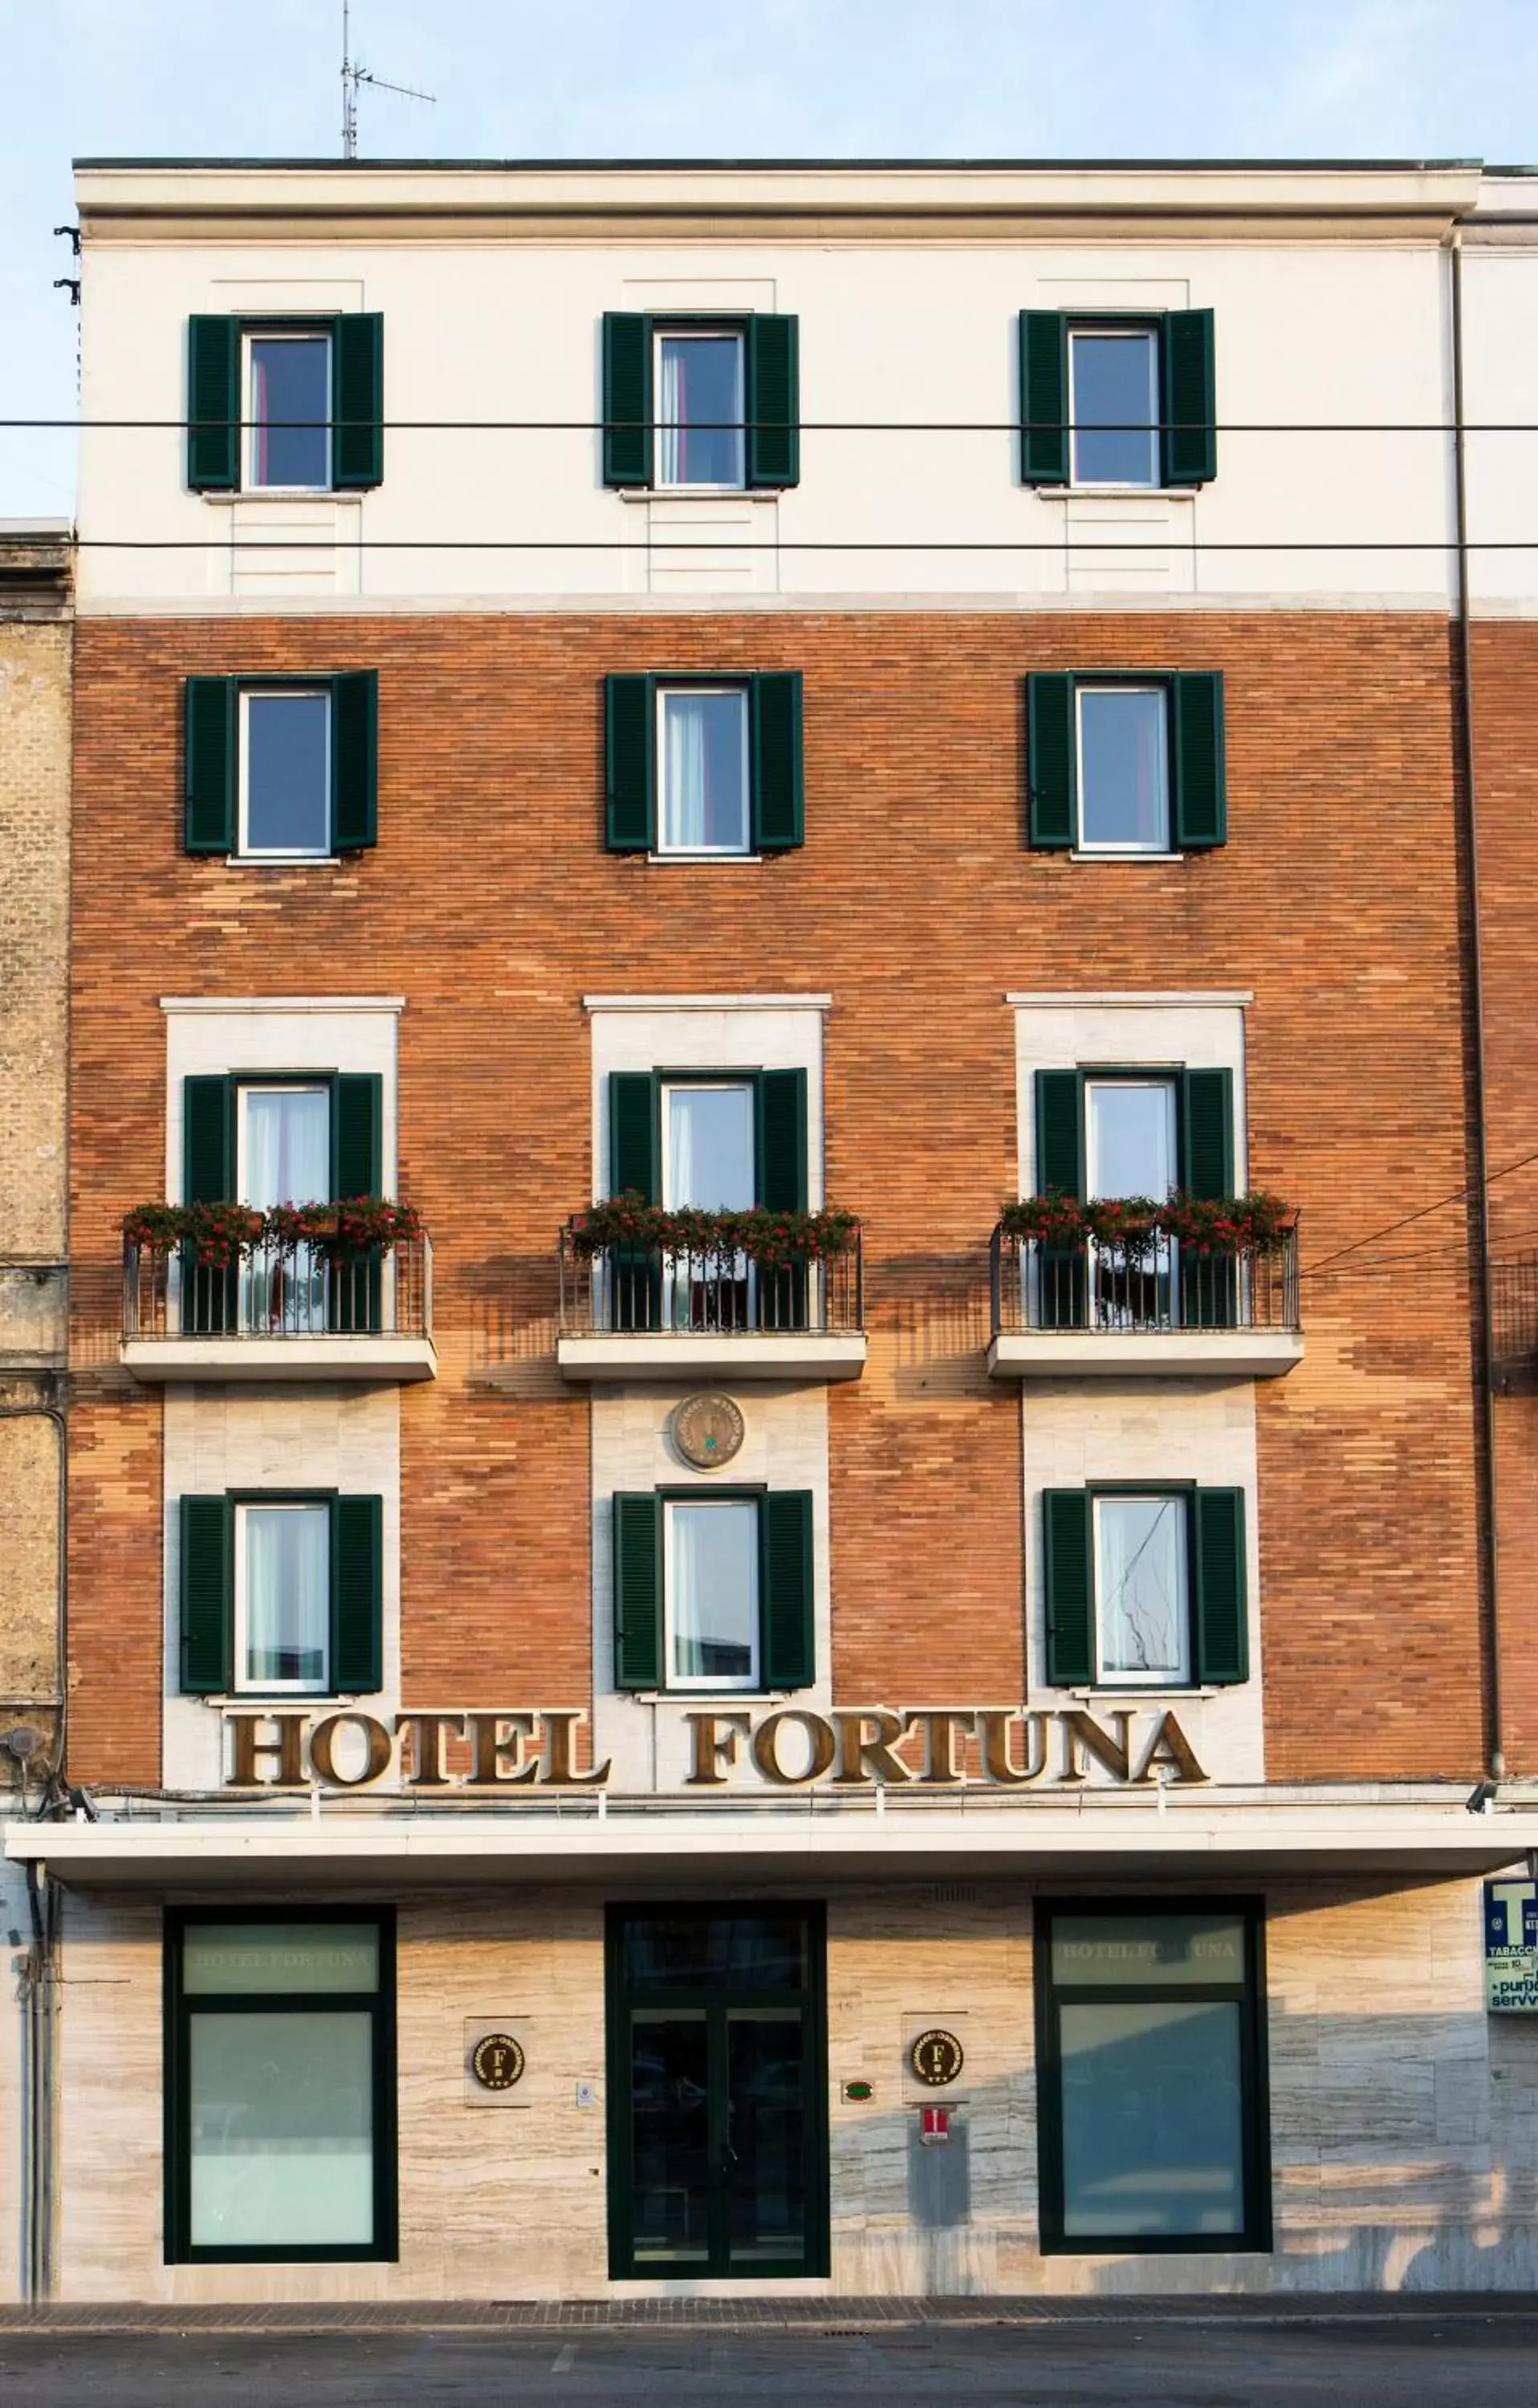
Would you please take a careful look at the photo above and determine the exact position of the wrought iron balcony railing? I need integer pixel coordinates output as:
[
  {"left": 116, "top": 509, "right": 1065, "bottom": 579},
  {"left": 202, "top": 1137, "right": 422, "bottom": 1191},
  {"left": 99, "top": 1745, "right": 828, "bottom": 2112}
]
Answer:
[
  {"left": 1493, "top": 1256, "right": 1538, "bottom": 1370},
  {"left": 124, "top": 1232, "right": 433, "bottom": 1344},
  {"left": 990, "top": 1225, "right": 1300, "bottom": 1339},
  {"left": 558, "top": 1219, "right": 863, "bottom": 1339}
]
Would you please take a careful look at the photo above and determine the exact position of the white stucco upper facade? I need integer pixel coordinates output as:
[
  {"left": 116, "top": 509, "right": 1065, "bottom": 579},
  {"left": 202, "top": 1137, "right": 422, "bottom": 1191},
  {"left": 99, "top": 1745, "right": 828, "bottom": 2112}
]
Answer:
[{"left": 68, "top": 157, "right": 1538, "bottom": 615}]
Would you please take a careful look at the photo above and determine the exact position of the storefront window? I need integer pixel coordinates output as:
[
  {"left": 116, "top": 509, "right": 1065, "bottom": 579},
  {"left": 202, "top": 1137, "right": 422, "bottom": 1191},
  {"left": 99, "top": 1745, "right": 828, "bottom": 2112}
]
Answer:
[
  {"left": 165, "top": 1911, "right": 397, "bottom": 2263},
  {"left": 1036, "top": 1902, "right": 1270, "bottom": 2252}
]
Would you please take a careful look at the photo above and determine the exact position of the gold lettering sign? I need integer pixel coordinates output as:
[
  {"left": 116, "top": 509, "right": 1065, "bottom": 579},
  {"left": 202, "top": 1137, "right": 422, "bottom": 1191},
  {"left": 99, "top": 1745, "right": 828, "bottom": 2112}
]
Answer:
[
  {"left": 470, "top": 2032, "right": 526, "bottom": 2092},
  {"left": 220, "top": 1704, "right": 1207, "bottom": 1792}
]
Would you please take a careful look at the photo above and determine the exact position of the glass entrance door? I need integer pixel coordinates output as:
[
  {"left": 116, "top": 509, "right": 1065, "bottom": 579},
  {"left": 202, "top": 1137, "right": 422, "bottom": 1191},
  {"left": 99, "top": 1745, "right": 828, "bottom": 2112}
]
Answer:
[{"left": 608, "top": 1908, "right": 828, "bottom": 2279}]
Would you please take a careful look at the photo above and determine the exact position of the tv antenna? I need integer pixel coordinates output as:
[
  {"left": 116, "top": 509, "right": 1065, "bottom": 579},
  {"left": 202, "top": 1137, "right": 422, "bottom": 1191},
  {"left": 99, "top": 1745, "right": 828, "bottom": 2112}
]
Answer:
[{"left": 341, "top": 1, "right": 436, "bottom": 160}]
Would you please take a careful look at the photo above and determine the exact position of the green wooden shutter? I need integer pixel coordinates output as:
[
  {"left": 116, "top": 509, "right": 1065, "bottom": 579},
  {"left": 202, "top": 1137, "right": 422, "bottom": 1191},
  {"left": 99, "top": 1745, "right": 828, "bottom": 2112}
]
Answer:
[
  {"left": 333, "top": 312, "right": 384, "bottom": 490},
  {"left": 1019, "top": 311, "right": 1069, "bottom": 486},
  {"left": 756, "top": 1068, "right": 810, "bottom": 1328},
  {"left": 188, "top": 315, "right": 239, "bottom": 491},
  {"left": 1179, "top": 1068, "right": 1234, "bottom": 1199},
  {"left": 184, "top": 1074, "right": 235, "bottom": 1202},
  {"left": 751, "top": 672, "right": 804, "bottom": 850},
  {"left": 1035, "top": 1068, "right": 1086, "bottom": 1328},
  {"left": 330, "top": 669, "right": 379, "bottom": 852},
  {"left": 614, "top": 1493, "right": 662, "bottom": 1689},
  {"left": 609, "top": 1072, "right": 660, "bottom": 1202},
  {"left": 180, "top": 1494, "right": 232, "bottom": 1694},
  {"left": 1160, "top": 308, "right": 1216, "bottom": 487},
  {"left": 603, "top": 312, "right": 653, "bottom": 487},
  {"left": 332, "top": 1073, "right": 384, "bottom": 1199},
  {"left": 761, "top": 1491, "right": 815, "bottom": 1690},
  {"left": 756, "top": 1069, "right": 808, "bottom": 1210},
  {"left": 747, "top": 315, "right": 800, "bottom": 488},
  {"left": 1172, "top": 672, "right": 1227, "bottom": 849},
  {"left": 1027, "top": 673, "right": 1076, "bottom": 848},
  {"left": 332, "top": 1495, "right": 384, "bottom": 1693},
  {"left": 1044, "top": 1489, "right": 1093, "bottom": 1687},
  {"left": 1193, "top": 1487, "right": 1248, "bottom": 1684},
  {"left": 604, "top": 673, "right": 655, "bottom": 852},
  {"left": 184, "top": 677, "right": 238, "bottom": 854}
]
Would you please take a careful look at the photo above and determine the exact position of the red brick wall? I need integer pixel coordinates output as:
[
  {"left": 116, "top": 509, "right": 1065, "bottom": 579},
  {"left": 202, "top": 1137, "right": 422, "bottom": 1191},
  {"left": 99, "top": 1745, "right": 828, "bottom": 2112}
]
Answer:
[{"left": 68, "top": 610, "right": 1484, "bottom": 1786}]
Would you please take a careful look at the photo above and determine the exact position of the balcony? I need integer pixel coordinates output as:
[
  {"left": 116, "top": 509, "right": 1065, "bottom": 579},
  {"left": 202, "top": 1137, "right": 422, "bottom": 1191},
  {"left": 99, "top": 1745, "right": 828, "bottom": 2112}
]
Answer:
[
  {"left": 1493, "top": 1257, "right": 1538, "bottom": 1392},
  {"left": 556, "top": 1216, "right": 866, "bottom": 1382},
  {"left": 121, "top": 1231, "right": 436, "bottom": 1383},
  {"left": 987, "top": 1225, "right": 1303, "bottom": 1380}
]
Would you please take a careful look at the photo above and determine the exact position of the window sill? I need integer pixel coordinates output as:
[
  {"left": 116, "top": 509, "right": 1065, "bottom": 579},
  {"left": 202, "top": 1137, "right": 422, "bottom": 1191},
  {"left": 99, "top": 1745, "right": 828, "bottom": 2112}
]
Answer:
[
  {"left": 615, "top": 487, "right": 780, "bottom": 505},
  {"left": 1038, "top": 486, "right": 1199, "bottom": 502},
  {"left": 200, "top": 490, "right": 362, "bottom": 507},
  {"left": 648, "top": 851, "right": 763, "bottom": 866},
  {"left": 1064, "top": 1685, "right": 1226, "bottom": 1702},
  {"left": 1068, "top": 849, "right": 1187, "bottom": 864},
  {"left": 205, "top": 1694, "right": 364, "bottom": 1707},
  {"left": 225, "top": 853, "right": 345, "bottom": 870},
  {"left": 627, "top": 1691, "right": 797, "bottom": 1706}
]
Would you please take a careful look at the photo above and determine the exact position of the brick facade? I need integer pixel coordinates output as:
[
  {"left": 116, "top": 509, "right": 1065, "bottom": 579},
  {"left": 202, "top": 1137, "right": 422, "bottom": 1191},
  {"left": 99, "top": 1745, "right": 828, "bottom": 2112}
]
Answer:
[{"left": 68, "top": 608, "right": 1486, "bottom": 1788}]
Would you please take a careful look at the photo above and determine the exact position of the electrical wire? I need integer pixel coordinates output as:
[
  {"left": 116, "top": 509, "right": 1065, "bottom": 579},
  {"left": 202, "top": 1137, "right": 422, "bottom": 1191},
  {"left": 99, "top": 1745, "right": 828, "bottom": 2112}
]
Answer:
[{"left": 1296, "top": 1145, "right": 1538, "bottom": 1279}]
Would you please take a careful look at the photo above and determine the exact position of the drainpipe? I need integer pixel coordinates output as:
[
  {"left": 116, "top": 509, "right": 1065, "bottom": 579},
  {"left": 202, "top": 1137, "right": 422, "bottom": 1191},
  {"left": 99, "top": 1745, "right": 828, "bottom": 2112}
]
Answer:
[{"left": 1449, "top": 226, "right": 1503, "bottom": 1780}]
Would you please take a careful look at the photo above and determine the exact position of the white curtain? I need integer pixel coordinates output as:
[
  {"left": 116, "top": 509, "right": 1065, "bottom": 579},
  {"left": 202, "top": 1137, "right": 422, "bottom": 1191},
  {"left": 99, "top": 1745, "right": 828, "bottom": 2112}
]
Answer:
[
  {"left": 242, "top": 1088, "right": 330, "bottom": 1208},
  {"left": 658, "top": 340, "right": 687, "bottom": 487},
  {"left": 666, "top": 1085, "right": 754, "bottom": 1210},
  {"left": 243, "top": 1504, "right": 329, "bottom": 1687},
  {"left": 661, "top": 694, "right": 710, "bottom": 849}
]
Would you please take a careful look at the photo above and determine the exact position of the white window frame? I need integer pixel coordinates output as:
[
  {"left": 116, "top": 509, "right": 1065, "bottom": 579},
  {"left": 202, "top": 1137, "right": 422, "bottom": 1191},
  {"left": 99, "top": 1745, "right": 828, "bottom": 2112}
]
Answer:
[
  {"left": 1092, "top": 1490, "right": 1192, "bottom": 1687},
  {"left": 1068, "top": 324, "right": 1161, "bottom": 492},
  {"left": 658, "top": 1075, "right": 758, "bottom": 1328},
  {"left": 243, "top": 327, "right": 333, "bottom": 494},
  {"left": 238, "top": 686, "right": 333, "bottom": 861},
  {"left": 653, "top": 324, "right": 747, "bottom": 494},
  {"left": 662, "top": 1494, "right": 763, "bottom": 1693},
  {"left": 1085, "top": 1075, "right": 1179, "bottom": 1332},
  {"left": 234, "top": 1080, "right": 332, "bottom": 1207},
  {"left": 654, "top": 684, "right": 753, "bottom": 859},
  {"left": 1075, "top": 683, "right": 1171, "bottom": 856},
  {"left": 232, "top": 1498, "right": 332, "bottom": 1696}
]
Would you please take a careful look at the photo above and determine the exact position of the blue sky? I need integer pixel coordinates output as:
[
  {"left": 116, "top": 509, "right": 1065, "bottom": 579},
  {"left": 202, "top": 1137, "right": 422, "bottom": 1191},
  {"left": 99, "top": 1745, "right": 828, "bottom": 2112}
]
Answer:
[{"left": 5, "top": 0, "right": 1537, "bottom": 515}]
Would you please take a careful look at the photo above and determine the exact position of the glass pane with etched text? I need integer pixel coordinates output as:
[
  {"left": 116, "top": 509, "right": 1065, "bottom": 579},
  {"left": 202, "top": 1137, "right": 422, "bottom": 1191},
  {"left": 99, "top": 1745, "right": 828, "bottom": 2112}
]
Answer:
[
  {"left": 1059, "top": 1996, "right": 1244, "bottom": 2237},
  {"left": 1078, "top": 686, "right": 1169, "bottom": 850},
  {"left": 184, "top": 1922, "right": 380, "bottom": 1995},
  {"left": 188, "top": 2007, "right": 375, "bottom": 2247},
  {"left": 243, "top": 689, "right": 331, "bottom": 855},
  {"left": 1094, "top": 1493, "right": 1190, "bottom": 1683}
]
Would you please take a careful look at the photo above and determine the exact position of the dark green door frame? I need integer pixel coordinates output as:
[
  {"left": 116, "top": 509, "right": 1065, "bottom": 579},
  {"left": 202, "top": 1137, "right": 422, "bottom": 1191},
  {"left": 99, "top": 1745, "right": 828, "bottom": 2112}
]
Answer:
[{"left": 604, "top": 1903, "right": 829, "bottom": 2280}]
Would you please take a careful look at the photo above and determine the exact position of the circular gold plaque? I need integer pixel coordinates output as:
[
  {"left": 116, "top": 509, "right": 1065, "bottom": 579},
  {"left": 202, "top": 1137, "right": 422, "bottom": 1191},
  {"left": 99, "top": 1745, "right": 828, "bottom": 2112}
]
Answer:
[
  {"left": 909, "top": 2028, "right": 964, "bottom": 2088},
  {"left": 672, "top": 1392, "right": 746, "bottom": 1472},
  {"left": 471, "top": 2032, "right": 526, "bottom": 2091}
]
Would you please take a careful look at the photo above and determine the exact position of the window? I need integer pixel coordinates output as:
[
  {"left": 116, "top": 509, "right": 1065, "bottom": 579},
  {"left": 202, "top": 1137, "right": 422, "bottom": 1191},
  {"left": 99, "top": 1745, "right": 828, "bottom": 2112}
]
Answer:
[
  {"left": 1069, "top": 327, "right": 1159, "bottom": 489},
  {"left": 1025, "top": 672, "right": 1225, "bottom": 853},
  {"left": 165, "top": 1910, "right": 397, "bottom": 2263},
  {"left": 1042, "top": 1485, "right": 1247, "bottom": 1690},
  {"left": 1076, "top": 686, "right": 1169, "bottom": 852},
  {"left": 663, "top": 1080, "right": 756, "bottom": 1212},
  {"left": 240, "top": 689, "right": 332, "bottom": 856},
  {"left": 179, "top": 1070, "right": 384, "bottom": 1338},
  {"left": 1033, "top": 1066, "right": 1233, "bottom": 1332},
  {"left": 1036, "top": 1901, "right": 1270, "bottom": 2253},
  {"left": 1019, "top": 309, "right": 1216, "bottom": 490},
  {"left": 604, "top": 673, "right": 803, "bottom": 855},
  {"left": 184, "top": 673, "right": 378, "bottom": 859},
  {"left": 1086, "top": 1076, "right": 1178, "bottom": 1328},
  {"left": 613, "top": 1490, "right": 814, "bottom": 1694},
  {"left": 657, "top": 687, "right": 752, "bottom": 854},
  {"left": 181, "top": 1491, "right": 383, "bottom": 1698},
  {"left": 657, "top": 328, "right": 746, "bottom": 490},
  {"left": 246, "top": 329, "right": 332, "bottom": 490},
  {"left": 187, "top": 314, "right": 384, "bottom": 495},
  {"left": 235, "top": 1499, "right": 330, "bottom": 1691},
  {"left": 665, "top": 1495, "right": 761, "bottom": 1687},
  {"left": 601, "top": 311, "right": 800, "bottom": 491}
]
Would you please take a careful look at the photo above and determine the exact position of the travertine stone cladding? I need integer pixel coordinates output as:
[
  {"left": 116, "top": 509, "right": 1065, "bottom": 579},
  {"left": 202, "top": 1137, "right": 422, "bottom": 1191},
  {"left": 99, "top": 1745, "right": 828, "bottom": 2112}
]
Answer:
[{"left": 69, "top": 612, "right": 1478, "bottom": 1787}]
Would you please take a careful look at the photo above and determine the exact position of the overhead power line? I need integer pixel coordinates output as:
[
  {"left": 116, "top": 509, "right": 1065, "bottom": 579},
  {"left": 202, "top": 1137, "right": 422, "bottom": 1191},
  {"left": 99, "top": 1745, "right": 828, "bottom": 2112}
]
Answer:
[{"left": 10, "top": 416, "right": 1538, "bottom": 433}]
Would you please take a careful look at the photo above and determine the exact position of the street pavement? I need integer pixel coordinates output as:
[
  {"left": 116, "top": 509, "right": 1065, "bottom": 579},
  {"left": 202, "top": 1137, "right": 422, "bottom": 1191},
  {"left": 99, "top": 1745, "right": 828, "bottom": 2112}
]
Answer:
[{"left": 3, "top": 2312, "right": 1538, "bottom": 2406}]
